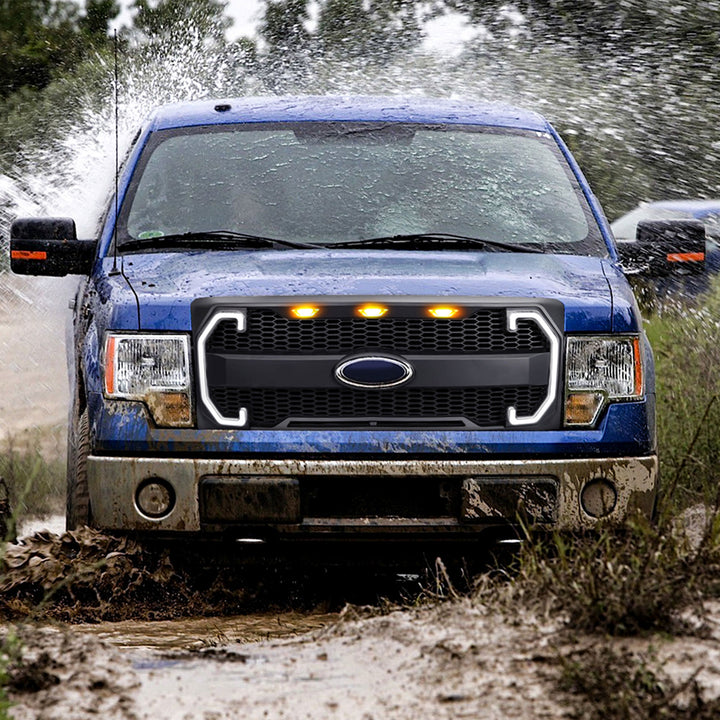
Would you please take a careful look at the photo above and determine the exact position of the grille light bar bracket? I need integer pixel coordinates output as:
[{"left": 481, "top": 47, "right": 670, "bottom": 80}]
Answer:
[
  {"left": 197, "top": 310, "right": 248, "bottom": 427},
  {"left": 506, "top": 309, "right": 560, "bottom": 427}
]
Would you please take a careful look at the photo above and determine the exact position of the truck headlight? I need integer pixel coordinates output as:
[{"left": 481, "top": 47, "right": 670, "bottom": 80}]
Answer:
[
  {"left": 104, "top": 333, "right": 192, "bottom": 427},
  {"left": 565, "top": 336, "right": 643, "bottom": 426}
]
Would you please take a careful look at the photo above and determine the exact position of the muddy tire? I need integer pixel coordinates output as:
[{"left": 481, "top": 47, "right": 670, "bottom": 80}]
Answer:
[{"left": 66, "top": 409, "right": 91, "bottom": 530}]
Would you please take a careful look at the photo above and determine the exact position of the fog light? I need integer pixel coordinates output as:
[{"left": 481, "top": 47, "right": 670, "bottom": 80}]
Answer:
[
  {"left": 136, "top": 478, "right": 176, "bottom": 519},
  {"left": 580, "top": 478, "right": 618, "bottom": 518}
]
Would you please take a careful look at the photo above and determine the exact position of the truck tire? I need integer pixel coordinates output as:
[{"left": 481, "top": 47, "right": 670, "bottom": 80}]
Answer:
[{"left": 66, "top": 409, "right": 91, "bottom": 530}]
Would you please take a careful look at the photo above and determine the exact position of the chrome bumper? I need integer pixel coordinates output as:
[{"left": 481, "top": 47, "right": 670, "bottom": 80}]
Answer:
[{"left": 86, "top": 455, "right": 658, "bottom": 534}]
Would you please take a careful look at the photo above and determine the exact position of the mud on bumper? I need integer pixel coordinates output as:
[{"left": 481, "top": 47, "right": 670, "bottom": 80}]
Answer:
[{"left": 86, "top": 456, "right": 658, "bottom": 536}]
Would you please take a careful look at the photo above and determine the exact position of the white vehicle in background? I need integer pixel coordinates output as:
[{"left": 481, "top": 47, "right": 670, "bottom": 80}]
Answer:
[{"left": 612, "top": 200, "right": 720, "bottom": 297}]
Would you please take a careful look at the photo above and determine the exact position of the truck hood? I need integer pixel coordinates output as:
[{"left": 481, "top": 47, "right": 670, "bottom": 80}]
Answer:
[{"left": 112, "top": 249, "right": 636, "bottom": 333}]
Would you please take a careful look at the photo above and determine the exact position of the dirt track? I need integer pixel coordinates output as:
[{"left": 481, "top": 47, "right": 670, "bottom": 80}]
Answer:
[
  {"left": 7, "top": 594, "right": 720, "bottom": 720},
  {"left": 1, "top": 600, "right": 575, "bottom": 720}
]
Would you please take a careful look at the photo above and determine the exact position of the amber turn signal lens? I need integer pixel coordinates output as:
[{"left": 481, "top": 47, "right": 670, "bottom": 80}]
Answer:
[
  {"left": 632, "top": 337, "right": 643, "bottom": 396},
  {"left": 357, "top": 304, "right": 388, "bottom": 318},
  {"left": 565, "top": 392, "right": 605, "bottom": 426},
  {"left": 11, "top": 250, "right": 47, "bottom": 261},
  {"left": 104, "top": 335, "right": 116, "bottom": 395},
  {"left": 145, "top": 391, "right": 193, "bottom": 427},
  {"left": 290, "top": 305, "right": 320, "bottom": 319},
  {"left": 428, "top": 306, "right": 460, "bottom": 319}
]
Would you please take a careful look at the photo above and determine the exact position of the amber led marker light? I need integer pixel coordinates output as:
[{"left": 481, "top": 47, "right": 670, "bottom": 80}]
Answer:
[
  {"left": 357, "top": 304, "right": 388, "bottom": 318},
  {"left": 428, "top": 305, "right": 460, "bottom": 319},
  {"left": 290, "top": 305, "right": 321, "bottom": 319}
]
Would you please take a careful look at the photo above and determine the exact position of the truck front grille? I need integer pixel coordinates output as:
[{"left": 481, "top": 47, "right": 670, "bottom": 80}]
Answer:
[{"left": 192, "top": 298, "right": 563, "bottom": 430}]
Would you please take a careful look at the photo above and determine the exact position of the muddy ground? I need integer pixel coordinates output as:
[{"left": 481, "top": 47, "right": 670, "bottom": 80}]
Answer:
[
  {"left": 3, "top": 271, "right": 720, "bottom": 718},
  {"left": 6, "top": 585, "right": 720, "bottom": 720}
]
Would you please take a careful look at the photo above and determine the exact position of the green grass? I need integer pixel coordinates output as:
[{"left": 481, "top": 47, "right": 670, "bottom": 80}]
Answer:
[
  {"left": 0, "top": 429, "right": 65, "bottom": 531},
  {"left": 559, "top": 643, "right": 720, "bottom": 720},
  {"left": 644, "top": 282, "right": 720, "bottom": 514}
]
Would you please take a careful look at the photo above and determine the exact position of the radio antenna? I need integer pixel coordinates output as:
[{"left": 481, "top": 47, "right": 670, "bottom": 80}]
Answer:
[{"left": 112, "top": 28, "right": 119, "bottom": 274}]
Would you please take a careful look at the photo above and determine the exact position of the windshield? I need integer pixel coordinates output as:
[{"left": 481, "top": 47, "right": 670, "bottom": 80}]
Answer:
[{"left": 119, "top": 122, "right": 605, "bottom": 255}]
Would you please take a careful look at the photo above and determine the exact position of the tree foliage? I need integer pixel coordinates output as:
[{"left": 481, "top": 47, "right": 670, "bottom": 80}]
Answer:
[
  {"left": 131, "top": 0, "right": 230, "bottom": 42},
  {"left": 260, "top": 0, "right": 311, "bottom": 52},
  {"left": 0, "top": 0, "right": 118, "bottom": 99},
  {"left": 316, "top": 0, "right": 420, "bottom": 58}
]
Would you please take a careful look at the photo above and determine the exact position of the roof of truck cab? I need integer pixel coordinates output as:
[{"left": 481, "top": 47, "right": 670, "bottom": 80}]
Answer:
[{"left": 147, "top": 95, "right": 551, "bottom": 133}]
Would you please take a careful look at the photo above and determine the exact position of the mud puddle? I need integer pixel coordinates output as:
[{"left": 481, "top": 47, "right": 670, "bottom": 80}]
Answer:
[
  {"left": 6, "top": 515, "right": 720, "bottom": 718},
  {"left": 10, "top": 598, "right": 720, "bottom": 720},
  {"left": 77, "top": 611, "right": 337, "bottom": 651},
  {"left": 5, "top": 601, "right": 574, "bottom": 720}
]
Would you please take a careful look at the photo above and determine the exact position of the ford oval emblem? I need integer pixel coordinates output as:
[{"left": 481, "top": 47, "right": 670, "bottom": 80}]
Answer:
[{"left": 335, "top": 356, "right": 414, "bottom": 389}]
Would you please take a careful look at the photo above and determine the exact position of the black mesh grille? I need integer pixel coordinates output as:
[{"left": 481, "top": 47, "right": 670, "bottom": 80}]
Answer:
[
  {"left": 208, "top": 386, "right": 547, "bottom": 429},
  {"left": 206, "top": 309, "right": 549, "bottom": 355}
]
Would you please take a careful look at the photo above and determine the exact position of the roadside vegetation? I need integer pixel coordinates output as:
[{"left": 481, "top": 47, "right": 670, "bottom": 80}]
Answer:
[
  {"left": 648, "top": 286, "right": 720, "bottom": 512},
  {"left": 0, "top": 429, "right": 65, "bottom": 533},
  {"left": 559, "top": 644, "right": 720, "bottom": 720}
]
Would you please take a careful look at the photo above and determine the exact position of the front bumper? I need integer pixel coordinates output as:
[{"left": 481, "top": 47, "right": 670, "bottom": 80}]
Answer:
[{"left": 86, "top": 455, "right": 658, "bottom": 535}]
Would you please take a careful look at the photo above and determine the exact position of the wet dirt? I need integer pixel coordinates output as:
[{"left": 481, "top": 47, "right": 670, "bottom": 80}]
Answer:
[
  {"left": 8, "top": 595, "right": 720, "bottom": 720},
  {"left": 0, "top": 524, "right": 449, "bottom": 624},
  {"left": 6, "top": 624, "right": 139, "bottom": 720},
  {"left": 6, "top": 601, "right": 574, "bottom": 720},
  {"left": 78, "top": 611, "right": 336, "bottom": 651},
  {"left": 1, "top": 527, "right": 211, "bottom": 622}
]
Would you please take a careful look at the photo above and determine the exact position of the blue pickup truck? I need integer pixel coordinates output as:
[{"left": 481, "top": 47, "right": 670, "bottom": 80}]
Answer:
[{"left": 9, "top": 96, "right": 703, "bottom": 543}]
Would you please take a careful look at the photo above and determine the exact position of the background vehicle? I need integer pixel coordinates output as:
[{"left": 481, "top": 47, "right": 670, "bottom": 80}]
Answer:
[
  {"left": 7, "top": 96, "right": 701, "bottom": 547},
  {"left": 612, "top": 200, "right": 720, "bottom": 297}
]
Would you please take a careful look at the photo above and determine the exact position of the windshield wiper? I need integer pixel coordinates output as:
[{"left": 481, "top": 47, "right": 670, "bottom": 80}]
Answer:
[
  {"left": 329, "top": 233, "right": 545, "bottom": 253},
  {"left": 118, "top": 230, "right": 322, "bottom": 252}
]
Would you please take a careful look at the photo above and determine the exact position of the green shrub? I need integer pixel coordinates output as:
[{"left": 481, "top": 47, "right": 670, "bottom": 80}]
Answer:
[
  {"left": 560, "top": 643, "right": 720, "bottom": 720},
  {"left": 644, "top": 279, "right": 720, "bottom": 512},
  {"left": 0, "top": 432, "right": 65, "bottom": 526},
  {"left": 483, "top": 512, "right": 720, "bottom": 636}
]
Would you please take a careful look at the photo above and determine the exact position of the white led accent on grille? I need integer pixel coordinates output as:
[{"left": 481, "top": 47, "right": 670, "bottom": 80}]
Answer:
[
  {"left": 506, "top": 309, "right": 560, "bottom": 427},
  {"left": 197, "top": 311, "right": 248, "bottom": 427}
]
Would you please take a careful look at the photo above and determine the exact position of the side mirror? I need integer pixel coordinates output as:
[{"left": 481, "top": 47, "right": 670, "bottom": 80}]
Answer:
[
  {"left": 10, "top": 218, "right": 95, "bottom": 276},
  {"left": 617, "top": 219, "right": 705, "bottom": 278}
]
